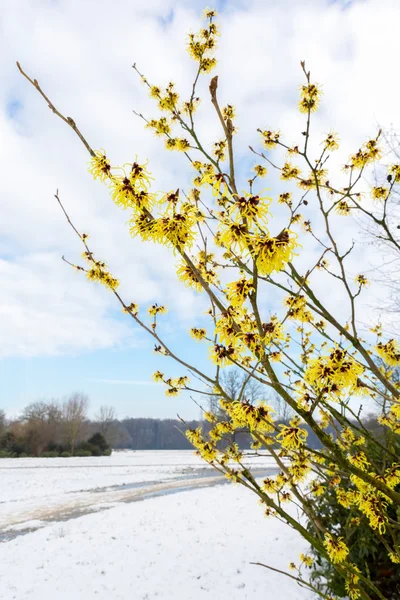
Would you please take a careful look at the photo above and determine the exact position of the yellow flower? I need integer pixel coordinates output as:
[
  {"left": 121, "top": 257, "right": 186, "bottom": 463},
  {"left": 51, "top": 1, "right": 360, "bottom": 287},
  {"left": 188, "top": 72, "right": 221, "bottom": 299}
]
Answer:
[
  {"left": 230, "top": 193, "right": 271, "bottom": 225},
  {"left": 218, "top": 221, "right": 249, "bottom": 252},
  {"left": 145, "top": 208, "right": 198, "bottom": 249},
  {"left": 163, "top": 376, "right": 189, "bottom": 397},
  {"left": 187, "top": 13, "right": 219, "bottom": 73},
  {"left": 86, "top": 262, "right": 119, "bottom": 290},
  {"left": 323, "top": 132, "right": 339, "bottom": 151},
  {"left": 388, "top": 551, "right": 400, "bottom": 564},
  {"left": 176, "top": 256, "right": 218, "bottom": 292},
  {"left": 345, "top": 565, "right": 361, "bottom": 600},
  {"left": 203, "top": 7, "right": 218, "bottom": 19},
  {"left": 149, "top": 85, "right": 161, "bottom": 99},
  {"left": 263, "top": 477, "right": 277, "bottom": 493},
  {"left": 375, "top": 339, "right": 400, "bottom": 366},
  {"left": 148, "top": 304, "right": 167, "bottom": 316},
  {"left": 190, "top": 328, "right": 207, "bottom": 341},
  {"left": 210, "top": 343, "right": 237, "bottom": 367},
  {"left": 198, "top": 441, "right": 218, "bottom": 461},
  {"left": 269, "top": 351, "right": 282, "bottom": 362},
  {"left": 298, "top": 169, "right": 327, "bottom": 190},
  {"left": 152, "top": 371, "right": 164, "bottom": 382},
  {"left": 204, "top": 411, "right": 217, "bottom": 423},
  {"left": 299, "top": 83, "right": 322, "bottom": 113},
  {"left": 222, "top": 104, "right": 235, "bottom": 120},
  {"left": 225, "top": 277, "right": 254, "bottom": 307},
  {"left": 89, "top": 150, "right": 111, "bottom": 182},
  {"left": 335, "top": 201, "right": 351, "bottom": 216},
  {"left": 175, "top": 138, "right": 190, "bottom": 152},
  {"left": 109, "top": 162, "right": 153, "bottom": 211},
  {"left": 366, "top": 509, "right": 387, "bottom": 534},
  {"left": 228, "top": 401, "right": 275, "bottom": 432},
  {"left": 261, "top": 317, "right": 285, "bottom": 345},
  {"left": 277, "top": 418, "right": 308, "bottom": 450},
  {"left": 253, "top": 164, "right": 267, "bottom": 177},
  {"left": 165, "top": 138, "right": 178, "bottom": 150},
  {"left": 389, "top": 164, "right": 400, "bottom": 182},
  {"left": 176, "top": 263, "right": 203, "bottom": 292},
  {"left": 371, "top": 186, "right": 387, "bottom": 200},
  {"left": 348, "top": 451, "right": 370, "bottom": 471},
  {"left": 349, "top": 138, "right": 381, "bottom": 169},
  {"left": 355, "top": 274, "right": 369, "bottom": 287},
  {"left": 165, "top": 386, "right": 179, "bottom": 397},
  {"left": 300, "top": 554, "right": 313, "bottom": 567},
  {"left": 281, "top": 162, "right": 301, "bottom": 180},
  {"left": 146, "top": 117, "right": 171, "bottom": 136},
  {"left": 278, "top": 192, "right": 292, "bottom": 206},
  {"left": 309, "top": 480, "right": 325, "bottom": 497},
  {"left": 123, "top": 302, "right": 139, "bottom": 316},
  {"left": 259, "top": 129, "right": 280, "bottom": 149},
  {"left": 182, "top": 98, "right": 200, "bottom": 115},
  {"left": 323, "top": 533, "right": 349, "bottom": 564},
  {"left": 212, "top": 139, "right": 227, "bottom": 161},
  {"left": 305, "top": 347, "right": 363, "bottom": 396},
  {"left": 157, "top": 83, "right": 179, "bottom": 112},
  {"left": 252, "top": 229, "right": 298, "bottom": 276},
  {"left": 284, "top": 294, "right": 313, "bottom": 323},
  {"left": 336, "top": 488, "right": 354, "bottom": 508},
  {"left": 186, "top": 426, "right": 203, "bottom": 445},
  {"left": 199, "top": 57, "right": 217, "bottom": 73}
]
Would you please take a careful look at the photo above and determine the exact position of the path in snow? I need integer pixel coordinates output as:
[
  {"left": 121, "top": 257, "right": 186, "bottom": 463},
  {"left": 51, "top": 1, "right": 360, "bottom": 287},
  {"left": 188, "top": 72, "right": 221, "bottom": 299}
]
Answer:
[{"left": 1, "top": 467, "right": 275, "bottom": 540}]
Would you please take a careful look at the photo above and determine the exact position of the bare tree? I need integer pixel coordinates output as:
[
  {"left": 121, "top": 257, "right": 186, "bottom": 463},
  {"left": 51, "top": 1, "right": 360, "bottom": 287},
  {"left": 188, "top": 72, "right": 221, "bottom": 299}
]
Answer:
[
  {"left": 22, "top": 401, "right": 48, "bottom": 422},
  {"left": 95, "top": 404, "right": 118, "bottom": 445},
  {"left": 207, "top": 369, "right": 269, "bottom": 444},
  {"left": 21, "top": 401, "right": 61, "bottom": 456},
  {"left": 62, "top": 393, "right": 89, "bottom": 455},
  {"left": 356, "top": 127, "right": 400, "bottom": 331},
  {"left": 219, "top": 368, "right": 267, "bottom": 404},
  {"left": 270, "top": 392, "right": 294, "bottom": 424}
]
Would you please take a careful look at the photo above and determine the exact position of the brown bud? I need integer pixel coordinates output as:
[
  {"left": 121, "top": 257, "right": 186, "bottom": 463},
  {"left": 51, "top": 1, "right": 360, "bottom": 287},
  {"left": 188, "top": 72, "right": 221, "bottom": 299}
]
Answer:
[{"left": 209, "top": 76, "right": 218, "bottom": 100}]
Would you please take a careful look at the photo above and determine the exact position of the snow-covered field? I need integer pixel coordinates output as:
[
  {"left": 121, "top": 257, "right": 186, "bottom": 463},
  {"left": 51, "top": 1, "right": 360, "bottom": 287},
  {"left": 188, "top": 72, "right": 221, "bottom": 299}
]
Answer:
[{"left": 0, "top": 451, "right": 313, "bottom": 599}]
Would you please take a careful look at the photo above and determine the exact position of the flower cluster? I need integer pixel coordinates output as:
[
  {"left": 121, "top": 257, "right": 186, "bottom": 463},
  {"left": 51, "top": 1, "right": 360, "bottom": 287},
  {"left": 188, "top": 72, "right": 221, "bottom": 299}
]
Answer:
[
  {"left": 277, "top": 417, "right": 308, "bottom": 450},
  {"left": 153, "top": 371, "right": 189, "bottom": 396},
  {"left": 323, "top": 533, "right": 349, "bottom": 564},
  {"left": 305, "top": 348, "right": 363, "bottom": 397},
  {"left": 375, "top": 339, "right": 400, "bottom": 366},
  {"left": 252, "top": 229, "right": 298, "bottom": 275},
  {"left": 348, "top": 138, "right": 382, "bottom": 169},
  {"left": 298, "top": 82, "right": 322, "bottom": 113},
  {"left": 187, "top": 8, "right": 219, "bottom": 73}
]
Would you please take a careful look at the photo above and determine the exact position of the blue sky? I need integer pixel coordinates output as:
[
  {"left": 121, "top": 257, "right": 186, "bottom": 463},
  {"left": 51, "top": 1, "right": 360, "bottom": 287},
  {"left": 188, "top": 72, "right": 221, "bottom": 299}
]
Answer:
[
  {"left": 0, "top": 333, "right": 210, "bottom": 419},
  {"left": 1, "top": 0, "right": 399, "bottom": 419}
]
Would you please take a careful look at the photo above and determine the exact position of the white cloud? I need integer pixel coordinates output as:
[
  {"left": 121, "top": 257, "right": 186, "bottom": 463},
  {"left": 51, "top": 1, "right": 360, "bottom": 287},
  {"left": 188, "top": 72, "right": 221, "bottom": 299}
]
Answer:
[{"left": 1, "top": 0, "right": 399, "bottom": 357}]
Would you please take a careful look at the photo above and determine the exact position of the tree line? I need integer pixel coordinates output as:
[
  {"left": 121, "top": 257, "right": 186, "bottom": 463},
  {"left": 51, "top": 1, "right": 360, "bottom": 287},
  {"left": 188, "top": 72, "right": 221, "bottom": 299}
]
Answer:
[
  {"left": 1, "top": 386, "right": 381, "bottom": 456},
  {"left": 0, "top": 393, "right": 111, "bottom": 457}
]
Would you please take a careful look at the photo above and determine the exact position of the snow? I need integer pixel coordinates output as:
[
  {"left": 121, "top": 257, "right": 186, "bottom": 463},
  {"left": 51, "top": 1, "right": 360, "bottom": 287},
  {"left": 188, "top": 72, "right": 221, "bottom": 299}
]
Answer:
[
  {"left": 0, "top": 450, "right": 280, "bottom": 501},
  {"left": 0, "top": 450, "right": 283, "bottom": 526},
  {"left": 0, "top": 451, "right": 313, "bottom": 599}
]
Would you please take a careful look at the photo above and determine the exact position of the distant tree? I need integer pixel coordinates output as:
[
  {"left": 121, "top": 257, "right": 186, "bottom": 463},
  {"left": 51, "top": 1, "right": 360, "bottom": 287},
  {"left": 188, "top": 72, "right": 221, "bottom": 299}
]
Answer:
[
  {"left": 62, "top": 393, "right": 89, "bottom": 455},
  {"left": 87, "top": 432, "right": 110, "bottom": 453},
  {"left": 0, "top": 409, "right": 6, "bottom": 437},
  {"left": 270, "top": 392, "right": 294, "bottom": 424},
  {"left": 95, "top": 404, "right": 119, "bottom": 445},
  {"left": 22, "top": 401, "right": 58, "bottom": 456},
  {"left": 209, "top": 368, "right": 266, "bottom": 416}
]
